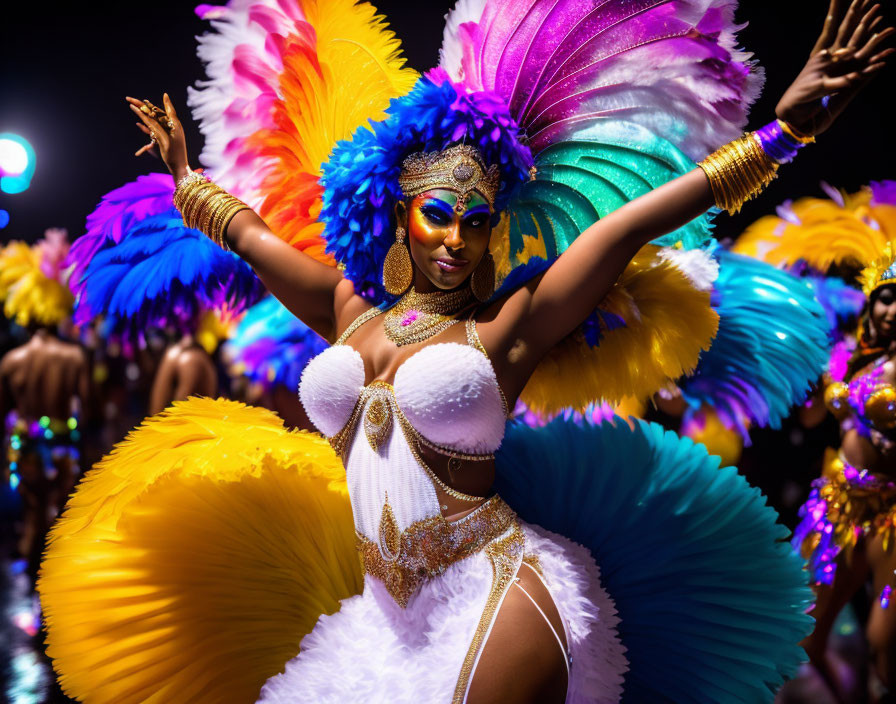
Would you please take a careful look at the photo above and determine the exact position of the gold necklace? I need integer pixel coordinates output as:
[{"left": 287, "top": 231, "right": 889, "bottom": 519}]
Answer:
[{"left": 384, "top": 286, "right": 474, "bottom": 346}]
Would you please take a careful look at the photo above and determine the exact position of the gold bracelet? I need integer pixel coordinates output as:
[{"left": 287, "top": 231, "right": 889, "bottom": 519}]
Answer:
[
  {"left": 207, "top": 194, "right": 236, "bottom": 247},
  {"left": 698, "top": 133, "right": 779, "bottom": 214},
  {"left": 173, "top": 169, "right": 208, "bottom": 214},
  {"left": 172, "top": 172, "right": 249, "bottom": 249},
  {"left": 198, "top": 188, "right": 222, "bottom": 237},
  {"left": 213, "top": 201, "right": 250, "bottom": 251},
  {"left": 179, "top": 180, "right": 215, "bottom": 228},
  {"left": 186, "top": 183, "right": 219, "bottom": 231}
]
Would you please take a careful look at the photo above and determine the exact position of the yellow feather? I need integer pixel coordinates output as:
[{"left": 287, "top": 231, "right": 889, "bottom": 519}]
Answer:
[
  {"left": 253, "top": 0, "right": 418, "bottom": 258},
  {"left": 38, "top": 398, "right": 360, "bottom": 704},
  {"left": 299, "top": 0, "right": 419, "bottom": 172},
  {"left": 0, "top": 240, "right": 73, "bottom": 327},
  {"left": 682, "top": 407, "right": 744, "bottom": 468},
  {"left": 732, "top": 187, "right": 896, "bottom": 274},
  {"left": 520, "top": 245, "right": 719, "bottom": 415}
]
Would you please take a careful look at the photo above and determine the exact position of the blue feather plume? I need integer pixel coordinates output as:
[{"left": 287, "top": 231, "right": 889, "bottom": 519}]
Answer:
[
  {"left": 224, "top": 296, "right": 328, "bottom": 392},
  {"left": 74, "top": 207, "right": 262, "bottom": 347},
  {"left": 495, "top": 417, "right": 813, "bottom": 703},
  {"left": 679, "top": 250, "right": 831, "bottom": 437}
]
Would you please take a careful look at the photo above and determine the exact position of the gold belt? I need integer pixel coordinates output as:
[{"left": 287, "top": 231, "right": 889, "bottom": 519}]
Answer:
[{"left": 356, "top": 494, "right": 518, "bottom": 607}]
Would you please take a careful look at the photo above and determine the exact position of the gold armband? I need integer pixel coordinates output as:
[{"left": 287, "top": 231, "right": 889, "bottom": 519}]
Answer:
[
  {"left": 698, "top": 133, "right": 779, "bottom": 215},
  {"left": 173, "top": 170, "right": 250, "bottom": 250}
]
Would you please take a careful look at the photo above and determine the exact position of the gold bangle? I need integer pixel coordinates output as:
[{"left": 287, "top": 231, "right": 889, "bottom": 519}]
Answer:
[
  {"left": 206, "top": 193, "right": 232, "bottom": 243},
  {"left": 698, "top": 133, "right": 779, "bottom": 214},
  {"left": 173, "top": 170, "right": 208, "bottom": 213},
  {"left": 185, "top": 183, "right": 219, "bottom": 230},
  {"left": 178, "top": 180, "right": 214, "bottom": 228},
  {"left": 210, "top": 197, "right": 238, "bottom": 245},
  {"left": 215, "top": 202, "right": 249, "bottom": 251},
  {"left": 198, "top": 189, "right": 224, "bottom": 237},
  {"left": 172, "top": 172, "right": 249, "bottom": 249},
  {"left": 209, "top": 195, "right": 238, "bottom": 247}
]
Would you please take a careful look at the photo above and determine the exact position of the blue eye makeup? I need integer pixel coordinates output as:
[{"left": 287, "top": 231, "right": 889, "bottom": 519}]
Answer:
[
  {"left": 420, "top": 198, "right": 455, "bottom": 226},
  {"left": 463, "top": 205, "right": 490, "bottom": 227}
]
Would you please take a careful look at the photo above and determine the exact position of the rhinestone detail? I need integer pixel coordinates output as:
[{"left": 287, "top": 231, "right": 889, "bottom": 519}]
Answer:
[{"left": 356, "top": 495, "right": 518, "bottom": 607}]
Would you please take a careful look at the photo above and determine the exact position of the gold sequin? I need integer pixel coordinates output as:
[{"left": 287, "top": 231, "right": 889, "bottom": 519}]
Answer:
[
  {"left": 363, "top": 389, "right": 393, "bottom": 451},
  {"left": 378, "top": 494, "right": 402, "bottom": 559},
  {"left": 356, "top": 495, "right": 518, "bottom": 608}
]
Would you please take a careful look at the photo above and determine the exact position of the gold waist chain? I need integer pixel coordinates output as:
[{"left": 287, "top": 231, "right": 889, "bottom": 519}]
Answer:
[{"left": 356, "top": 494, "right": 518, "bottom": 607}]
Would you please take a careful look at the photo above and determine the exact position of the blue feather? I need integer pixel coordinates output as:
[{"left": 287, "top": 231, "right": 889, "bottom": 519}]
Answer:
[
  {"left": 495, "top": 417, "right": 813, "bottom": 703},
  {"left": 224, "top": 296, "right": 329, "bottom": 391},
  {"left": 75, "top": 205, "right": 262, "bottom": 343},
  {"left": 679, "top": 250, "right": 831, "bottom": 437}
]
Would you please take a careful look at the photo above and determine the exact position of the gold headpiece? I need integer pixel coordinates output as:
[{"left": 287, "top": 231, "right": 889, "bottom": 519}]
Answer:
[
  {"left": 859, "top": 244, "right": 896, "bottom": 296},
  {"left": 398, "top": 144, "right": 501, "bottom": 214}
]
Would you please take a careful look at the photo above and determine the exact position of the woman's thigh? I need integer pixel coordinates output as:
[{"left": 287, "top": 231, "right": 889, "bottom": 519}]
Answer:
[{"left": 466, "top": 562, "right": 569, "bottom": 704}]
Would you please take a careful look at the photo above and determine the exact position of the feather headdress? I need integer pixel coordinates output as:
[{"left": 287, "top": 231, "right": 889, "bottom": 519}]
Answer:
[
  {"left": 733, "top": 180, "right": 896, "bottom": 273},
  {"left": 190, "top": 0, "right": 763, "bottom": 413},
  {"left": 0, "top": 229, "right": 74, "bottom": 327},
  {"left": 859, "top": 243, "right": 896, "bottom": 297}
]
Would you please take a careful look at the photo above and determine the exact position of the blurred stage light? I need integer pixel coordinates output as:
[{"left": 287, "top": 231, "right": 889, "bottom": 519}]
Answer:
[
  {"left": 0, "top": 133, "right": 36, "bottom": 194},
  {"left": 0, "top": 209, "right": 9, "bottom": 229}
]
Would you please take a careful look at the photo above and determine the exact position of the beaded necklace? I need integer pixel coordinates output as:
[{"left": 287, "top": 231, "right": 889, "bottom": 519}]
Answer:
[{"left": 383, "top": 286, "right": 474, "bottom": 346}]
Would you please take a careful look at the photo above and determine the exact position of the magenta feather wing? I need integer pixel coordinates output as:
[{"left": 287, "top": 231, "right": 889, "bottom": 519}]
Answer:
[{"left": 441, "top": 0, "right": 762, "bottom": 161}]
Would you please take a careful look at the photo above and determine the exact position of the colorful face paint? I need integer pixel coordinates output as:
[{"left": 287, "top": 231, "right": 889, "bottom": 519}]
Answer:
[
  {"left": 404, "top": 188, "right": 492, "bottom": 291},
  {"left": 408, "top": 189, "right": 489, "bottom": 246}
]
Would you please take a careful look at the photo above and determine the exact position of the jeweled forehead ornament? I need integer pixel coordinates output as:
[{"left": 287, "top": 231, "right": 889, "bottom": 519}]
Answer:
[{"left": 398, "top": 144, "right": 501, "bottom": 215}]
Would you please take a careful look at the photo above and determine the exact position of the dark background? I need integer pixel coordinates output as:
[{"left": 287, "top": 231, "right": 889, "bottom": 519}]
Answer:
[{"left": 0, "top": 0, "right": 894, "bottom": 246}]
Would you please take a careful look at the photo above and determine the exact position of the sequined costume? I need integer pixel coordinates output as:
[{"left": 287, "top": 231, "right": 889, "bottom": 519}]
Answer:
[
  {"left": 795, "top": 449, "right": 896, "bottom": 586},
  {"left": 39, "top": 1, "right": 815, "bottom": 702},
  {"left": 794, "top": 355, "right": 896, "bottom": 585}
]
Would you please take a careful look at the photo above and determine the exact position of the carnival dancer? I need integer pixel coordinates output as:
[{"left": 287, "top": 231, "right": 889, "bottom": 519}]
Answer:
[
  {"left": 0, "top": 230, "right": 88, "bottom": 578},
  {"left": 39, "top": 1, "right": 892, "bottom": 702}
]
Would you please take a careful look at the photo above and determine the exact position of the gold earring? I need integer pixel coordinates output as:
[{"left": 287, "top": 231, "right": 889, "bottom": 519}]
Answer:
[
  {"left": 471, "top": 250, "right": 496, "bottom": 302},
  {"left": 383, "top": 226, "right": 413, "bottom": 295}
]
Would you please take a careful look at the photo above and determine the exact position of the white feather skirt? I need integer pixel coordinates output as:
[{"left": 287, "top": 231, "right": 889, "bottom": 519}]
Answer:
[{"left": 257, "top": 523, "right": 629, "bottom": 703}]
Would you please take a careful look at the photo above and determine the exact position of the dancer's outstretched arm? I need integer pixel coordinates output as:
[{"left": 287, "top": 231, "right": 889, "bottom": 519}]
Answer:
[
  {"left": 501, "top": 0, "right": 892, "bottom": 358},
  {"left": 127, "top": 95, "right": 351, "bottom": 343}
]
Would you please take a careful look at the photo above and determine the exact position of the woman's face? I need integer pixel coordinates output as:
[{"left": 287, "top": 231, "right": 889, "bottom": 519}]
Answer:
[
  {"left": 399, "top": 188, "right": 491, "bottom": 291},
  {"left": 871, "top": 285, "right": 896, "bottom": 343}
]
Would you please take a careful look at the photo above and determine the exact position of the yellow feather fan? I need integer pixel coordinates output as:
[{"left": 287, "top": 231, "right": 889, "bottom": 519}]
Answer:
[
  {"left": 194, "top": 0, "right": 418, "bottom": 262},
  {"left": 0, "top": 230, "right": 73, "bottom": 327},
  {"left": 519, "top": 245, "right": 719, "bottom": 415},
  {"left": 733, "top": 185, "right": 896, "bottom": 273},
  {"left": 38, "top": 398, "right": 360, "bottom": 703}
]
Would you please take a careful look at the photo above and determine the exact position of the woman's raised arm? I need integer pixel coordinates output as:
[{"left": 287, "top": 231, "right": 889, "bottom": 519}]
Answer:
[
  {"left": 127, "top": 94, "right": 350, "bottom": 342},
  {"left": 510, "top": 0, "right": 893, "bottom": 356}
]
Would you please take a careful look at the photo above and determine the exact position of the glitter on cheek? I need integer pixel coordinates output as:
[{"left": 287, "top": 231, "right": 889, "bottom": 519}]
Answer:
[
  {"left": 882, "top": 584, "right": 892, "bottom": 609},
  {"left": 408, "top": 202, "right": 451, "bottom": 248}
]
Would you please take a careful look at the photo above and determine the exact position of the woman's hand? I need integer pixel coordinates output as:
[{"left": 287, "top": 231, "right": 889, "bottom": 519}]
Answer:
[
  {"left": 776, "top": 0, "right": 894, "bottom": 137},
  {"left": 127, "top": 94, "right": 189, "bottom": 182}
]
